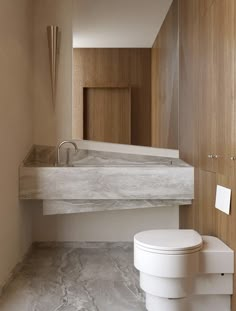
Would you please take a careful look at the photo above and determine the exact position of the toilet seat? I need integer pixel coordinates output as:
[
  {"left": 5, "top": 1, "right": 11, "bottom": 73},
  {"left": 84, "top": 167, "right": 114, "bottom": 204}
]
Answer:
[{"left": 134, "top": 229, "right": 203, "bottom": 255}]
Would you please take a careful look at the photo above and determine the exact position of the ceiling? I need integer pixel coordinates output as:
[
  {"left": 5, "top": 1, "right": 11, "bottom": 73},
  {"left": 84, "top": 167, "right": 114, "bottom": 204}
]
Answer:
[{"left": 73, "top": 0, "right": 173, "bottom": 48}]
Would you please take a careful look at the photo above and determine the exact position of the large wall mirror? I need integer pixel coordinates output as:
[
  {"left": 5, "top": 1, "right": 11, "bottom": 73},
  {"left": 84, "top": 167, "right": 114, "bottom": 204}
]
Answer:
[{"left": 71, "top": 0, "right": 172, "bottom": 147}]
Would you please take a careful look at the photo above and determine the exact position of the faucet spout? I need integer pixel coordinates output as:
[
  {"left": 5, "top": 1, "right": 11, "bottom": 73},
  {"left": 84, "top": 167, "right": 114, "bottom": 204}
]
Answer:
[{"left": 56, "top": 140, "right": 79, "bottom": 166}]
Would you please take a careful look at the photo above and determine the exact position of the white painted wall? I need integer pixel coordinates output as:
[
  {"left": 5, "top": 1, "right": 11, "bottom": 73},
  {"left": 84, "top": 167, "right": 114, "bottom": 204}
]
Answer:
[
  {"left": 0, "top": 0, "right": 33, "bottom": 290},
  {"left": 33, "top": 0, "right": 73, "bottom": 145},
  {"left": 33, "top": 203, "right": 179, "bottom": 242},
  {"left": 0, "top": 0, "right": 177, "bottom": 290},
  {"left": 31, "top": 0, "right": 179, "bottom": 243},
  {"left": 73, "top": 0, "right": 173, "bottom": 47}
]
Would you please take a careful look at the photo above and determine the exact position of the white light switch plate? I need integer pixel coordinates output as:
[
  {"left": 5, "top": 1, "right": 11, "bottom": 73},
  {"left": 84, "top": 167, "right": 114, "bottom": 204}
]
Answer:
[{"left": 215, "top": 185, "right": 231, "bottom": 215}]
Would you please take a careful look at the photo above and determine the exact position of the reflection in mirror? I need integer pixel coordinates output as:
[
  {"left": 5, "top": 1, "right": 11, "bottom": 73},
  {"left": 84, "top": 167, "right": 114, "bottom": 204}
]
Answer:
[{"left": 72, "top": 0, "right": 173, "bottom": 147}]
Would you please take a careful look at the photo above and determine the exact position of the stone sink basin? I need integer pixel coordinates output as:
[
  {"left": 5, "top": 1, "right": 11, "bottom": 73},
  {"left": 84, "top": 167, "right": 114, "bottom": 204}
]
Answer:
[{"left": 19, "top": 140, "right": 194, "bottom": 215}]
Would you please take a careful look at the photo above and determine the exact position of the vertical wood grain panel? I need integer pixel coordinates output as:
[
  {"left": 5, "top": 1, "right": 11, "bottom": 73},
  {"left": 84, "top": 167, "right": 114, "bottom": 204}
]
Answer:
[
  {"left": 198, "top": 170, "right": 216, "bottom": 235},
  {"left": 84, "top": 87, "right": 131, "bottom": 144},
  {"left": 73, "top": 48, "right": 151, "bottom": 146},
  {"left": 151, "top": 0, "right": 179, "bottom": 149},
  {"left": 214, "top": 0, "right": 234, "bottom": 176},
  {"left": 179, "top": 0, "right": 199, "bottom": 166},
  {"left": 198, "top": 0, "right": 234, "bottom": 174},
  {"left": 199, "top": 0, "right": 215, "bottom": 16},
  {"left": 178, "top": 0, "right": 236, "bottom": 306},
  {"left": 198, "top": 1, "right": 217, "bottom": 172}
]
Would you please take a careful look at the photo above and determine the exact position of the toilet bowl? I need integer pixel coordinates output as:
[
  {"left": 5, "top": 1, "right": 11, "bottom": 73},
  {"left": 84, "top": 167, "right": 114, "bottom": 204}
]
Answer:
[{"left": 134, "top": 229, "right": 234, "bottom": 311}]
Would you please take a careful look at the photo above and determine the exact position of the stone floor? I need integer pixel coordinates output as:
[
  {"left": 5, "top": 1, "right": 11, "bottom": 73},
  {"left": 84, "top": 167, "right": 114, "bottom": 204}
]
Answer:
[{"left": 0, "top": 243, "right": 145, "bottom": 311}]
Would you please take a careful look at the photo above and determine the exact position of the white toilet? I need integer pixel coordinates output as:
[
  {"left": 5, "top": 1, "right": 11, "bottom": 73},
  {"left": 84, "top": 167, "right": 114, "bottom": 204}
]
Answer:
[{"left": 134, "top": 229, "right": 234, "bottom": 311}]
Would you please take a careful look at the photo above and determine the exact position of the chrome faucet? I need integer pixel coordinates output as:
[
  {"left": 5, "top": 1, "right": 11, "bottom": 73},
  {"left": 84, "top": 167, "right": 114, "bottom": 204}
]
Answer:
[{"left": 56, "top": 140, "right": 79, "bottom": 166}]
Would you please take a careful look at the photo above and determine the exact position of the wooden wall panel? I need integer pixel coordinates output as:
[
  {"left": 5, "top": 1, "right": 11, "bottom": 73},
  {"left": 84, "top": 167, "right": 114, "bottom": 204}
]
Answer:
[
  {"left": 151, "top": 0, "right": 179, "bottom": 149},
  {"left": 178, "top": 0, "right": 236, "bottom": 306},
  {"left": 179, "top": 0, "right": 199, "bottom": 166},
  {"left": 199, "top": 0, "right": 215, "bottom": 16},
  {"left": 214, "top": 0, "right": 234, "bottom": 176},
  {"left": 73, "top": 48, "right": 151, "bottom": 146},
  {"left": 197, "top": 0, "right": 234, "bottom": 174},
  {"left": 83, "top": 87, "right": 131, "bottom": 144},
  {"left": 198, "top": 170, "right": 216, "bottom": 235},
  {"left": 198, "top": 0, "right": 217, "bottom": 172}
]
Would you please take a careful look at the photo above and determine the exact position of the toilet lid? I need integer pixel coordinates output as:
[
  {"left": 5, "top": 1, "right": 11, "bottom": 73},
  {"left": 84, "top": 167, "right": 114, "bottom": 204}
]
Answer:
[{"left": 134, "top": 230, "right": 203, "bottom": 253}]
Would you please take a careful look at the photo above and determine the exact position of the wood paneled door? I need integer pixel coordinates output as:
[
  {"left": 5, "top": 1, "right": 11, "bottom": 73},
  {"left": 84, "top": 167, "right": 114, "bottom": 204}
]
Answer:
[
  {"left": 198, "top": 3, "right": 217, "bottom": 172},
  {"left": 199, "top": 0, "right": 234, "bottom": 175},
  {"left": 178, "top": 0, "right": 236, "bottom": 307},
  {"left": 83, "top": 87, "right": 131, "bottom": 144}
]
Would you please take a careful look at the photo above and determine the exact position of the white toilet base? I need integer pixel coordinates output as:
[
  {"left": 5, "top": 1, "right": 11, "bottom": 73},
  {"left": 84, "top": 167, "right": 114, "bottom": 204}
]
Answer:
[
  {"left": 134, "top": 234, "right": 234, "bottom": 311},
  {"left": 146, "top": 293, "right": 231, "bottom": 311},
  {"left": 140, "top": 272, "right": 233, "bottom": 298}
]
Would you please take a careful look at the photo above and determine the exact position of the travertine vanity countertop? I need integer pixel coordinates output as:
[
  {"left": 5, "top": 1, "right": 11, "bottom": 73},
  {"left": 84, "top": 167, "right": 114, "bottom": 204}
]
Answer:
[
  {"left": 19, "top": 141, "right": 194, "bottom": 214},
  {"left": 23, "top": 145, "right": 188, "bottom": 168},
  {"left": 43, "top": 199, "right": 191, "bottom": 215}
]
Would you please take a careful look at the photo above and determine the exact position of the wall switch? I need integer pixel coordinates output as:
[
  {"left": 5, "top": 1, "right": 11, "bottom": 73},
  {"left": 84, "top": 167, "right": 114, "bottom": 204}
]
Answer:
[{"left": 215, "top": 185, "right": 231, "bottom": 215}]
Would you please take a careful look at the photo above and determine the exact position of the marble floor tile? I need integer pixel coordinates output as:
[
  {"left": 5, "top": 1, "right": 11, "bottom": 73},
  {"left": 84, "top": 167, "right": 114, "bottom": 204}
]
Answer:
[{"left": 0, "top": 244, "right": 145, "bottom": 311}]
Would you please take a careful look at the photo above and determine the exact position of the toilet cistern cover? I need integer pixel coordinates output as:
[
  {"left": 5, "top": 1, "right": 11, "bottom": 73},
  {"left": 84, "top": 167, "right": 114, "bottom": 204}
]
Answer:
[{"left": 134, "top": 229, "right": 203, "bottom": 252}]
